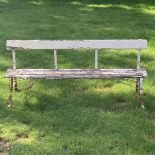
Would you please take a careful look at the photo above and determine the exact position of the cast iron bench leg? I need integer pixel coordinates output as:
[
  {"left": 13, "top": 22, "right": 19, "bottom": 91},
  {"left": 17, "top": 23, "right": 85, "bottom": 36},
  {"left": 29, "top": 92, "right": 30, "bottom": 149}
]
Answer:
[
  {"left": 8, "top": 78, "right": 13, "bottom": 108},
  {"left": 136, "top": 77, "right": 139, "bottom": 92},
  {"left": 139, "top": 78, "right": 144, "bottom": 109},
  {"left": 14, "top": 78, "right": 18, "bottom": 91}
]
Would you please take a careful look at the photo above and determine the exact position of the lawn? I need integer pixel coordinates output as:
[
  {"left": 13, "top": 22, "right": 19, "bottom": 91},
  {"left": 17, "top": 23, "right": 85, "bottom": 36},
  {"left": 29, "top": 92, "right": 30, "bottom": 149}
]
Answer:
[{"left": 0, "top": 0, "right": 155, "bottom": 154}]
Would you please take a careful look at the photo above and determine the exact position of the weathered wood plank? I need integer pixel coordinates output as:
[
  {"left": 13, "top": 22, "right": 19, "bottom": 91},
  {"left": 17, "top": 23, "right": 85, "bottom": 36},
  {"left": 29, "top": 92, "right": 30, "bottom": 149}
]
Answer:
[
  {"left": 5, "top": 69, "right": 148, "bottom": 79},
  {"left": 7, "top": 40, "right": 147, "bottom": 50},
  {"left": 5, "top": 68, "right": 147, "bottom": 73}
]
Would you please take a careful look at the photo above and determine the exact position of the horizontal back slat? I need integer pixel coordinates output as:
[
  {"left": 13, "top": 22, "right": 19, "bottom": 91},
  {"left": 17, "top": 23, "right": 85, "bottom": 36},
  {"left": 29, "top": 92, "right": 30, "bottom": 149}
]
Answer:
[{"left": 7, "top": 40, "right": 147, "bottom": 50}]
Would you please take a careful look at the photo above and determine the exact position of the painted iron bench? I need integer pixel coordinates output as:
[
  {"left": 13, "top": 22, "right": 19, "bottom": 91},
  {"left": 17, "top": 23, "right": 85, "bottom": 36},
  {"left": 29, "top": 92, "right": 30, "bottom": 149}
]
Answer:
[{"left": 5, "top": 40, "right": 148, "bottom": 108}]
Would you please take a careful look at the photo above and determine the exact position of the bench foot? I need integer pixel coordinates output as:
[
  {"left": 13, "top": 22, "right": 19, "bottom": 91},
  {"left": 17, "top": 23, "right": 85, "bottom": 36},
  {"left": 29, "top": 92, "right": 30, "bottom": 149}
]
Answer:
[
  {"left": 7, "top": 78, "right": 13, "bottom": 108},
  {"left": 140, "top": 90, "right": 144, "bottom": 109}
]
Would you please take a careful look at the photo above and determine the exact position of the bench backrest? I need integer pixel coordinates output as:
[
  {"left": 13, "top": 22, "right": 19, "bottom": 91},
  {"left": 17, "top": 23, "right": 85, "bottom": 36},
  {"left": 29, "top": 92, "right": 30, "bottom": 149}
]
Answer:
[
  {"left": 6, "top": 40, "right": 147, "bottom": 70},
  {"left": 7, "top": 40, "right": 147, "bottom": 50}
]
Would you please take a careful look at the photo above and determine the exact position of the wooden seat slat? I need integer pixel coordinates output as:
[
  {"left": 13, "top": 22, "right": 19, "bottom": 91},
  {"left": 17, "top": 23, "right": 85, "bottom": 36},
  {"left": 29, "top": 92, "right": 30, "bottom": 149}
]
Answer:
[{"left": 5, "top": 69, "right": 147, "bottom": 79}]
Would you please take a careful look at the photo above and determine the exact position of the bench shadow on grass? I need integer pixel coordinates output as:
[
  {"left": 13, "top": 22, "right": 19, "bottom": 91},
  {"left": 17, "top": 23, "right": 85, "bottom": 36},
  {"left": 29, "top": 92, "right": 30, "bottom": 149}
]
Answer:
[
  {"left": 19, "top": 78, "right": 142, "bottom": 112},
  {"left": 0, "top": 1, "right": 155, "bottom": 154},
  {"left": 5, "top": 80, "right": 155, "bottom": 154}
]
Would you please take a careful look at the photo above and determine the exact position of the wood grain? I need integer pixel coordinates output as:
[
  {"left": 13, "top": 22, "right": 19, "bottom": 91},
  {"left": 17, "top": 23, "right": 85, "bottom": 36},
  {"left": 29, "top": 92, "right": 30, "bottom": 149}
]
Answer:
[{"left": 5, "top": 69, "right": 148, "bottom": 79}]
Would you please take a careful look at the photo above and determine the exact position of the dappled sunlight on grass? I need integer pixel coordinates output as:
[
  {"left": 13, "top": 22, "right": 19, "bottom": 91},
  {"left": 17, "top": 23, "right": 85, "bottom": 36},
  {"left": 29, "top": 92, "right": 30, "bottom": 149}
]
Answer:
[
  {"left": 29, "top": 0, "right": 43, "bottom": 6},
  {"left": 70, "top": 1, "right": 82, "bottom": 6},
  {"left": 0, "top": 0, "right": 8, "bottom": 3},
  {"left": 112, "top": 83, "right": 133, "bottom": 94},
  {"left": 0, "top": 0, "right": 155, "bottom": 154},
  {"left": 52, "top": 15, "right": 64, "bottom": 19},
  {"left": 114, "top": 4, "right": 132, "bottom": 10},
  {"left": 86, "top": 1, "right": 155, "bottom": 19},
  {"left": 87, "top": 4, "right": 112, "bottom": 8},
  {"left": 0, "top": 119, "right": 30, "bottom": 141},
  {"left": 141, "top": 6, "right": 155, "bottom": 15},
  {"left": 91, "top": 87, "right": 112, "bottom": 94},
  {"left": 79, "top": 7, "right": 93, "bottom": 12}
]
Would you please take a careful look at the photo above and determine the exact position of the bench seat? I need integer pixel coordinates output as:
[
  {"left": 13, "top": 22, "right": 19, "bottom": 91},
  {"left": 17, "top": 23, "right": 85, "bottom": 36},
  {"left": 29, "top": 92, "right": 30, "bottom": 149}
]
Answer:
[{"left": 5, "top": 68, "right": 148, "bottom": 79}]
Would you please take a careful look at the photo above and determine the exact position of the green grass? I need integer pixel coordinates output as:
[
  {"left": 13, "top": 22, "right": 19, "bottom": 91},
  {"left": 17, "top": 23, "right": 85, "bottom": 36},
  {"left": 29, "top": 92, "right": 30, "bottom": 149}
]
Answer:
[{"left": 0, "top": 0, "right": 155, "bottom": 154}]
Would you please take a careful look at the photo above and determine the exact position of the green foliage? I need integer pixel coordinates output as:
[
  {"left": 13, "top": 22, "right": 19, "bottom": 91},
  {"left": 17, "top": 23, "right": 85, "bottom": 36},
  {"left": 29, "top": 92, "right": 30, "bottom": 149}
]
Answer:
[{"left": 0, "top": 0, "right": 155, "bottom": 154}]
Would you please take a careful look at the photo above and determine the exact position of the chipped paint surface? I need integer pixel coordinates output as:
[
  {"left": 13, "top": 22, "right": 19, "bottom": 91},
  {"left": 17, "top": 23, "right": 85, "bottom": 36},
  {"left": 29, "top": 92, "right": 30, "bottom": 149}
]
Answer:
[{"left": 7, "top": 40, "right": 147, "bottom": 50}]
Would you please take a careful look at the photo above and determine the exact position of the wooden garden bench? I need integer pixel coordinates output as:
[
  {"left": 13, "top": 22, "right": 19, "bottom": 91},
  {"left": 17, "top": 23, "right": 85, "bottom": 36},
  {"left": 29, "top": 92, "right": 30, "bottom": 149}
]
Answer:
[{"left": 5, "top": 40, "right": 148, "bottom": 108}]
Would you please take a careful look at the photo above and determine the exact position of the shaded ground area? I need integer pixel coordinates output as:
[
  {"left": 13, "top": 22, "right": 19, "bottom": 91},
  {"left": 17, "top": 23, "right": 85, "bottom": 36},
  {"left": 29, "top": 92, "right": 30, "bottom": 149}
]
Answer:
[{"left": 0, "top": 0, "right": 155, "bottom": 154}]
